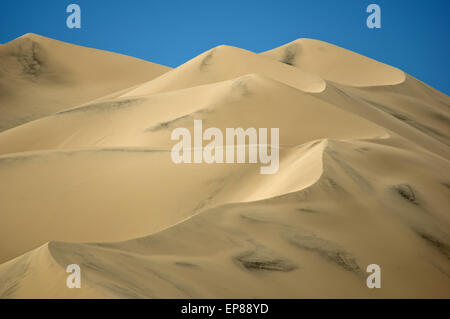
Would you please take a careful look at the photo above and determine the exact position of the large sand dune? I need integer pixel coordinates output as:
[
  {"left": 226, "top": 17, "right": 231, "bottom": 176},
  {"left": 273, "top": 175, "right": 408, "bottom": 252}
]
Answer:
[
  {"left": 0, "top": 33, "right": 170, "bottom": 132},
  {"left": 0, "top": 34, "right": 449, "bottom": 298}
]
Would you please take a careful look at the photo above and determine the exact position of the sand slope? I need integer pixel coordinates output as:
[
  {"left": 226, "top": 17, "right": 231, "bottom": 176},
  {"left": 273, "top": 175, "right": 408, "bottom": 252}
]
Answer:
[
  {"left": 261, "top": 38, "right": 406, "bottom": 86},
  {"left": 0, "top": 74, "right": 383, "bottom": 155},
  {"left": 0, "top": 33, "right": 170, "bottom": 132},
  {"left": 0, "top": 36, "right": 449, "bottom": 298}
]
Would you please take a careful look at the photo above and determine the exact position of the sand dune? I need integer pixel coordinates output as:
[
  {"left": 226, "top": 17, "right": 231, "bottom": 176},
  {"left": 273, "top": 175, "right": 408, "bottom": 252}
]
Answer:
[
  {"left": 0, "top": 74, "right": 384, "bottom": 155},
  {"left": 121, "top": 45, "right": 326, "bottom": 96},
  {"left": 0, "top": 35, "right": 449, "bottom": 298},
  {"left": 261, "top": 38, "right": 405, "bottom": 86},
  {"left": 0, "top": 33, "right": 170, "bottom": 132}
]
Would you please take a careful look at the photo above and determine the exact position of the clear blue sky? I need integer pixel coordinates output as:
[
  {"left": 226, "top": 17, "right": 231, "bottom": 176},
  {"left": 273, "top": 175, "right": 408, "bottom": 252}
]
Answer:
[{"left": 1, "top": 0, "right": 449, "bottom": 94}]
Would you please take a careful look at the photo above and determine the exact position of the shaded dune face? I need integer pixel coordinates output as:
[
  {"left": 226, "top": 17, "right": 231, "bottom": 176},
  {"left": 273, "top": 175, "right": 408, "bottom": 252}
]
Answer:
[{"left": 0, "top": 34, "right": 449, "bottom": 298}]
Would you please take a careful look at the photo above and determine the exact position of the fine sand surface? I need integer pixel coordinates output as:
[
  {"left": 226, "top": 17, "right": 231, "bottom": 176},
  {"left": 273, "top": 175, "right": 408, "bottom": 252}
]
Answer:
[
  {"left": 0, "top": 34, "right": 449, "bottom": 298},
  {"left": 0, "top": 33, "right": 170, "bottom": 132}
]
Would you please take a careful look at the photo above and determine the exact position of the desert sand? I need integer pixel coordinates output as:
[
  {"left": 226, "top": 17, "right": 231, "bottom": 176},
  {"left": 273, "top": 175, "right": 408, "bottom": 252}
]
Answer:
[
  {"left": 0, "top": 33, "right": 170, "bottom": 132},
  {"left": 0, "top": 34, "right": 449, "bottom": 298}
]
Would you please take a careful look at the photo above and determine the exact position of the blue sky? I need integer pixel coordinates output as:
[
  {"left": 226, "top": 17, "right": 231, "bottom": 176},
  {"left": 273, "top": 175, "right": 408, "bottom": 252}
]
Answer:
[{"left": 1, "top": 0, "right": 449, "bottom": 94}]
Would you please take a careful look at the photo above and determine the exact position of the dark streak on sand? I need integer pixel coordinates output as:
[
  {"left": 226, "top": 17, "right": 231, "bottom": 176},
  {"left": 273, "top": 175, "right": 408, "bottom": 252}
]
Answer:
[
  {"left": 146, "top": 109, "right": 213, "bottom": 132},
  {"left": 12, "top": 39, "right": 44, "bottom": 78},
  {"left": 305, "top": 140, "right": 321, "bottom": 150},
  {"left": 200, "top": 49, "right": 215, "bottom": 70},
  {"left": 392, "top": 184, "right": 418, "bottom": 205},
  {"left": 354, "top": 147, "right": 370, "bottom": 153},
  {"left": 283, "top": 230, "right": 364, "bottom": 276},
  {"left": 174, "top": 262, "right": 199, "bottom": 268},
  {"left": 296, "top": 207, "right": 317, "bottom": 213},
  {"left": 441, "top": 182, "right": 450, "bottom": 190},
  {"left": 56, "top": 98, "right": 145, "bottom": 115},
  {"left": 280, "top": 44, "right": 297, "bottom": 66},
  {"left": 234, "top": 249, "right": 297, "bottom": 273},
  {"left": 414, "top": 229, "right": 450, "bottom": 260},
  {"left": 146, "top": 114, "right": 191, "bottom": 132},
  {"left": 231, "top": 77, "right": 250, "bottom": 97},
  {"left": 321, "top": 177, "right": 347, "bottom": 194},
  {"left": 326, "top": 148, "right": 372, "bottom": 190}
]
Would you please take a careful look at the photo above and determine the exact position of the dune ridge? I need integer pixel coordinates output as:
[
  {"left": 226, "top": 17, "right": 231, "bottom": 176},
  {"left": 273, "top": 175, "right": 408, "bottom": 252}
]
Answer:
[{"left": 0, "top": 35, "right": 449, "bottom": 298}]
